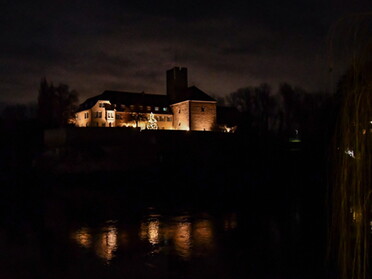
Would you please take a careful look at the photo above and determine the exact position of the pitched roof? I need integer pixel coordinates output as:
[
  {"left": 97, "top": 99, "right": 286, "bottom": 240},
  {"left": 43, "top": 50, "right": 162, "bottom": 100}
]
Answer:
[
  {"left": 183, "top": 86, "right": 216, "bottom": 102},
  {"left": 77, "top": 86, "right": 215, "bottom": 112},
  {"left": 78, "top": 91, "right": 169, "bottom": 112}
]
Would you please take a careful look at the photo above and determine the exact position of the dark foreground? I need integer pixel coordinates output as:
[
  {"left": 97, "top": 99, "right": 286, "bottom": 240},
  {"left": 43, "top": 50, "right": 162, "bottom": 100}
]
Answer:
[{"left": 0, "top": 129, "right": 329, "bottom": 279}]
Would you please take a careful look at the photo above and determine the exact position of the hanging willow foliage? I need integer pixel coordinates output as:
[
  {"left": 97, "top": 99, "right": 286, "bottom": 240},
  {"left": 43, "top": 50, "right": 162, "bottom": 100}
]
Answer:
[{"left": 328, "top": 14, "right": 372, "bottom": 279}]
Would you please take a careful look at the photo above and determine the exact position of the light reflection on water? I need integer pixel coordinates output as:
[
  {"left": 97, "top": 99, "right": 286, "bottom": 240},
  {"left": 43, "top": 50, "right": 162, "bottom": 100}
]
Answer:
[
  {"left": 194, "top": 220, "right": 213, "bottom": 247},
  {"left": 73, "top": 227, "right": 92, "bottom": 248},
  {"left": 72, "top": 212, "right": 237, "bottom": 263},
  {"left": 173, "top": 221, "right": 192, "bottom": 258},
  {"left": 95, "top": 225, "right": 118, "bottom": 263}
]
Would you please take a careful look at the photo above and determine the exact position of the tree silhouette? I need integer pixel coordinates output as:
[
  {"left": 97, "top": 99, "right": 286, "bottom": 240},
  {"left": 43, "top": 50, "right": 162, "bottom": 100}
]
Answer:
[
  {"left": 37, "top": 78, "right": 79, "bottom": 128},
  {"left": 225, "top": 83, "right": 278, "bottom": 135},
  {"left": 224, "top": 82, "right": 334, "bottom": 137}
]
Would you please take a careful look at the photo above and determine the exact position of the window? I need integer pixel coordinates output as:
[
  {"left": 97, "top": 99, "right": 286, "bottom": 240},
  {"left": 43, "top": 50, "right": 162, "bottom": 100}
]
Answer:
[
  {"left": 163, "top": 107, "right": 168, "bottom": 112},
  {"left": 130, "top": 105, "right": 135, "bottom": 110},
  {"left": 99, "top": 103, "right": 104, "bottom": 108},
  {"left": 155, "top": 107, "right": 159, "bottom": 111},
  {"left": 146, "top": 106, "right": 151, "bottom": 111},
  {"left": 201, "top": 106, "right": 205, "bottom": 112},
  {"left": 139, "top": 105, "right": 143, "bottom": 110},
  {"left": 178, "top": 109, "right": 181, "bottom": 113},
  {"left": 159, "top": 116, "right": 164, "bottom": 121},
  {"left": 167, "top": 117, "right": 172, "bottom": 122},
  {"left": 95, "top": 111, "right": 102, "bottom": 118}
]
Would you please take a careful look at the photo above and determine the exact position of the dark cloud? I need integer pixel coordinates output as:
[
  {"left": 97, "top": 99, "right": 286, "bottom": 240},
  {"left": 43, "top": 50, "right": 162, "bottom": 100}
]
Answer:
[{"left": 0, "top": 0, "right": 370, "bottom": 103}]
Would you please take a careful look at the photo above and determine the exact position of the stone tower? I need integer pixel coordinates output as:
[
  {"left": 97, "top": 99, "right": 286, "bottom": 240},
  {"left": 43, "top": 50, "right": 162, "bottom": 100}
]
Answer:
[{"left": 166, "top": 67, "right": 188, "bottom": 103}]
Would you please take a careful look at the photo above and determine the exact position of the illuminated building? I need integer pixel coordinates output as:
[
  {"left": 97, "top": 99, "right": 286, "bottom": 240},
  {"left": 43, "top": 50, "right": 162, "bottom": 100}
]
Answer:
[{"left": 74, "top": 67, "right": 219, "bottom": 131}]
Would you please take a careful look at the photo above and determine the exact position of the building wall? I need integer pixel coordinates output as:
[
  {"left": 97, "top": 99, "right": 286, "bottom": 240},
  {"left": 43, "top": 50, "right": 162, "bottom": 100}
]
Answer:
[
  {"left": 154, "top": 114, "right": 173, "bottom": 130},
  {"left": 171, "top": 101, "right": 190, "bottom": 130},
  {"left": 190, "top": 101, "right": 217, "bottom": 131},
  {"left": 75, "top": 100, "right": 115, "bottom": 127},
  {"left": 75, "top": 98, "right": 216, "bottom": 131},
  {"left": 76, "top": 109, "right": 91, "bottom": 127},
  {"left": 90, "top": 100, "right": 115, "bottom": 127},
  {"left": 115, "top": 112, "right": 173, "bottom": 130}
]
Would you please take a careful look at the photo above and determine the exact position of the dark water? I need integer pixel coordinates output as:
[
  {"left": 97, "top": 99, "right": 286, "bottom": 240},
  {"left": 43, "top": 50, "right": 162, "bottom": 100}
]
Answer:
[
  {"left": 0, "top": 134, "right": 329, "bottom": 279},
  {"left": 68, "top": 210, "right": 239, "bottom": 278},
  {"left": 0, "top": 182, "right": 326, "bottom": 279}
]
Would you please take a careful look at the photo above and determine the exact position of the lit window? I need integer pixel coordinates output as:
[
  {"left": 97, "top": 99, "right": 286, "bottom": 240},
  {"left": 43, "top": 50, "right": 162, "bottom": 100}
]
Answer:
[
  {"left": 139, "top": 105, "right": 143, "bottom": 110},
  {"left": 163, "top": 107, "right": 168, "bottom": 112},
  {"left": 155, "top": 107, "right": 159, "bottom": 111},
  {"left": 147, "top": 106, "right": 151, "bottom": 111}
]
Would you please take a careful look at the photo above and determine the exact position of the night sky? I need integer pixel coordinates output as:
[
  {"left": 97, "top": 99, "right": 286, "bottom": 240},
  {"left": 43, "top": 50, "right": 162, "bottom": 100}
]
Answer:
[{"left": 1, "top": 0, "right": 370, "bottom": 104}]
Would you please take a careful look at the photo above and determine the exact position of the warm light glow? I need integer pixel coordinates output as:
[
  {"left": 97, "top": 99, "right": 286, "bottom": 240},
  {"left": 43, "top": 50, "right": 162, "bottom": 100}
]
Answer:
[
  {"left": 73, "top": 227, "right": 92, "bottom": 248},
  {"left": 95, "top": 225, "right": 118, "bottom": 263},
  {"left": 194, "top": 220, "right": 213, "bottom": 249},
  {"left": 351, "top": 208, "right": 362, "bottom": 223},
  {"left": 140, "top": 219, "right": 160, "bottom": 245},
  {"left": 174, "top": 222, "right": 192, "bottom": 259},
  {"left": 148, "top": 219, "right": 160, "bottom": 245},
  {"left": 146, "top": 112, "right": 158, "bottom": 130}
]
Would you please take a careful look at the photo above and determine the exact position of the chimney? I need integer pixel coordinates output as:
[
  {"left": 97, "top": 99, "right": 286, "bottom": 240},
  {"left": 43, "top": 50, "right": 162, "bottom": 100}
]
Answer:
[{"left": 166, "top": 67, "right": 188, "bottom": 103}]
